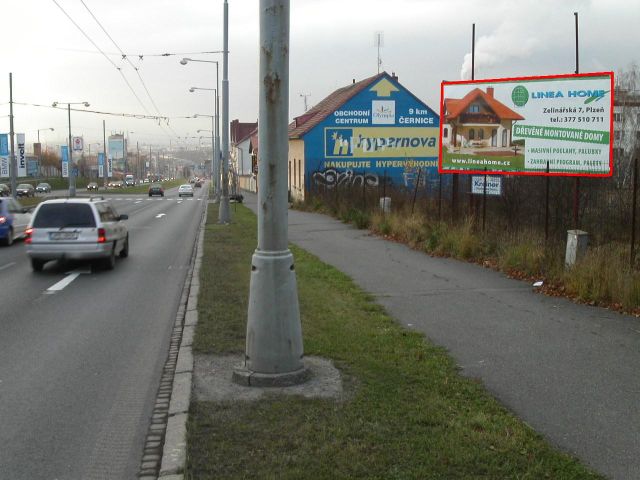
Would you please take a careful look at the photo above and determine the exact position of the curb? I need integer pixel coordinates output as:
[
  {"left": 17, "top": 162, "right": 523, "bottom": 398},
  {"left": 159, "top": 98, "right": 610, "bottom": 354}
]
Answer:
[{"left": 137, "top": 197, "right": 208, "bottom": 480}]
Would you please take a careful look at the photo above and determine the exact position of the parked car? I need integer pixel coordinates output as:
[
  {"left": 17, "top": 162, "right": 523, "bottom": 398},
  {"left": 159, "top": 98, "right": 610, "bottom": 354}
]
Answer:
[
  {"left": 35, "top": 183, "right": 52, "bottom": 193},
  {"left": 0, "top": 183, "right": 10, "bottom": 197},
  {"left": 178, "top": 184, "right": 194, "bottom": 197},
  {"left": 0, "top": 197, "right": 32, "bottom": 246},
  {"left": 16, "top": 183, "right": 35, "bottom": 198},
  {"left": 87, "top": 182, "right": 99, "bottom": 191},
  {"left": 25, "top": 197, "right": 129, "bottom": 271},
  {"left": 148, "top": 184, "right": 164, "bottom": 197}
]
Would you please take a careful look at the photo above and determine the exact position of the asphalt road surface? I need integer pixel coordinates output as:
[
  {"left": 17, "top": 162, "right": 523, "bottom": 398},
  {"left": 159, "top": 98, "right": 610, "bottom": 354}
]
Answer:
[
  {"left": 0, "top": 185, "right": 206, "bottom": 479},
  {"left": 243, "top": 191, "right": 640, "bottom": 480}
]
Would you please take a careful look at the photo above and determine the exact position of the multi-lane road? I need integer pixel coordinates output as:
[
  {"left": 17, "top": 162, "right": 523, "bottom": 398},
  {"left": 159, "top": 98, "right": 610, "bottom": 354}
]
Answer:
[{"left": 0, "top": 184, "right": 206, "bottom": 479}]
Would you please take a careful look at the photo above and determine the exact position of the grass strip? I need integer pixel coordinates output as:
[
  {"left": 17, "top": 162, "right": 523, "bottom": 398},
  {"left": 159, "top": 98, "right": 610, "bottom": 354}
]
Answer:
[{"left": 188, "top": 203, "right": 603, "bottom": 480}]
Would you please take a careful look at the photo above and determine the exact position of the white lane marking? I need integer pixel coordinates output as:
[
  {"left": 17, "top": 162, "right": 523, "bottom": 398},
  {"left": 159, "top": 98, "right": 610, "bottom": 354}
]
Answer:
[
  {"left": 0, "top": 262, "right": 16, "bottom": 271},
  {"left": 156, "top": 213, "right": 166, "bottom": 218},
  {"left": 135, "top": 200, "right": 142, "bottom": 204},
  {"left": 177, "top": 200, "right": 183, "bottom": 204},
  {"left": 47, "top": 272, "right": 83, "bottom": 292}
]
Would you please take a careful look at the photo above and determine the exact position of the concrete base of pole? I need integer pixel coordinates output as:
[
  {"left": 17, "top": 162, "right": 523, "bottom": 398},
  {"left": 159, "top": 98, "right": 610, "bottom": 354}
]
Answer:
[
  {"left": 232, "top": 249, "right": 308, "bottom": 387},
  {"left": 218, "top": 196, "right": 231, "bottom": 223},
  {"left": 232, "top": 363, "right": 310, "bottom": 387}
]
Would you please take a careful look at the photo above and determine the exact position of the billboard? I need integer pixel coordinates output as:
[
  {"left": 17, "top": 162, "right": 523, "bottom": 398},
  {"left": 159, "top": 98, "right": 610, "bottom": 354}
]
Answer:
[
  {"left": 302, "top": 74, "right": 440, "bottom": 190},
  {"left": 61, "top": 145, "right": 69, "bottom": 178},
  {"left": 17, "top": 133, "right": 26, "bottom": 177},
  {"left": 0, "top": 134, "right": 8, "bottom": 178},
  {"left": 108, "top": 135, "right": 125, "bottom": 173},
  {"left": 439, "top": 72, "right": 614, "bottom": 177}
]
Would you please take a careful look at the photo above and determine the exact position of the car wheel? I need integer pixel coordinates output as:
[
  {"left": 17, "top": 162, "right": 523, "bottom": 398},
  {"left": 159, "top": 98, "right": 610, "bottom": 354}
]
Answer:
[
  {"left": 1, "top": 228, "right": 13, "bottom": 246},
  {"left": 31, "top": 258, "right": 45, "bottom": 272},
  {"left": 119, "top": 235, "right": 129, "bottom": 258},
  {"left": 103, "top": 245, "right": 116, "bottom": 270}
]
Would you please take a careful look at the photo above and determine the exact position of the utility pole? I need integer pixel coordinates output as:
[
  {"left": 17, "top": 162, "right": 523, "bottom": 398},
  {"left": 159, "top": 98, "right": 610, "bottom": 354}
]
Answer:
[
  {"left": 9, "top": 73, "right": 16, "bottom": 199},
  {"left": 68, "top": 104, "right": 76, "bottom": 197},
  {"left": 234, "top": 0, "right": 307, "bottom": 387},
  {"left": 103, "top": 120, "right": 107, "bottom": 189}
]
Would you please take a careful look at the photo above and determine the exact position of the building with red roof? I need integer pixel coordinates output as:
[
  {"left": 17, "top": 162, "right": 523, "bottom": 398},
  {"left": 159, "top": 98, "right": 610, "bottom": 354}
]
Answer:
[
  {"left": 443, "top": 86, "right": 524, "bottom": 151},
  {"left": 287, "top": 72, "right": 439, "bottom": 202}
]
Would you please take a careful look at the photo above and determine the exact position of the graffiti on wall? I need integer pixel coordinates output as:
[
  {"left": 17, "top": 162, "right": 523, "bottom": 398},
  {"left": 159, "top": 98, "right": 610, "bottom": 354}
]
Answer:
[{"left": 312, "top": 168, "right": 380, "bottom": 189}]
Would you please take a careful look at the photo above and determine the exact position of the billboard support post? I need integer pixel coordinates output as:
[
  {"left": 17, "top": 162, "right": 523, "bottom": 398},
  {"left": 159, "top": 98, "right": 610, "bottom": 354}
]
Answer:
[
  {"left": 411, "top": 167, "right": 421, "bottom": 214},
  {"left": 545, "top": 161, "right": 550, "bottom": 242},
  {"left": 631, "top": 157, "right": 638, "bottom": 268},
  {"left": 574, "top": 12, "right": 580, "bottom": 228},
  {"left": 482, "top": 167, "right": 487, "bottom": 232}
]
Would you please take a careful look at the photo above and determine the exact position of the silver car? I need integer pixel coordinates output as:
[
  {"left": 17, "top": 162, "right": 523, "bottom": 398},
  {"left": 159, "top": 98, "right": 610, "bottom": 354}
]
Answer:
[
  {"left": 178, "top": 184, "right": 194, "bottom": 197},
  {"left": 25, "top": 198, "right": 129, "bottom": 271}
]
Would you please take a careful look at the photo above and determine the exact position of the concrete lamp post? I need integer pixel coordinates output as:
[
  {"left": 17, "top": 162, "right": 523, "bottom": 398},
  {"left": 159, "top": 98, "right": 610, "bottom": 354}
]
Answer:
[
  {"left": 180, "top": 57, "right": 227, "bottom": 217},
  {"left": 233, "top": 0, "right": 308, "bottom": 387},
  {"left": 190, "top": 87, "right": 219, "bottom": 189}
]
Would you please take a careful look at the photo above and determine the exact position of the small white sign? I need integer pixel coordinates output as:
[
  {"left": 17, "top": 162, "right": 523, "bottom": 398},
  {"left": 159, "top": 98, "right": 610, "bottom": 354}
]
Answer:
[
  {"left": 372, "top": 100, "right": 395, "bottom": 125},
  {"left": 72, "top": 136, "right": 84, "bottom": 151},
  {"left": 62, "top": 160, "right": 69, "bottom": 178},
  {"left": 471, "top": 175, "right": 502, "bottom": 195}
]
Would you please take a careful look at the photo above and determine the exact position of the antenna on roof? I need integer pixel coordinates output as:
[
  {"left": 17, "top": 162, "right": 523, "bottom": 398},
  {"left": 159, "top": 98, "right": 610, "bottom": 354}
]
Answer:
[
  {"left": 374, "top": 31, "right": 384, "bottom": 74},
  {"left": 299, "top": 93, "right": 311, "bottom": 112}
]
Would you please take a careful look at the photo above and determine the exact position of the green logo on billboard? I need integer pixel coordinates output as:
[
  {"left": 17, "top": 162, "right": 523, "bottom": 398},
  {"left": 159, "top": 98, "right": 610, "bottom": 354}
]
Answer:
[{"left": 511, "top": 86, "right": 529, "bottom": 107}]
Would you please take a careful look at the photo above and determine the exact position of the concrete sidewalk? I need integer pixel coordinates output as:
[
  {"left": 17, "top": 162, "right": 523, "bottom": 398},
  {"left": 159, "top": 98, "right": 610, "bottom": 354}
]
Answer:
[{"left": 243, "top": 190, "right": 640, "bottom": 480}]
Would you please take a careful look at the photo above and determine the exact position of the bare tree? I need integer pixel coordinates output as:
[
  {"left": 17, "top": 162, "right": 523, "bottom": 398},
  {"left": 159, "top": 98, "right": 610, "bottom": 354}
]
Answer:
[{"left": 614, "top": 62, "right": 640, "bottom": 187}]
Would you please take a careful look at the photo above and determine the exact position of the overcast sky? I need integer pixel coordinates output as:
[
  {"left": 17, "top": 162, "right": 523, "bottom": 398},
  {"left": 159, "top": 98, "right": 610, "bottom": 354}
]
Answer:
[{"left": 0, "top": 0, "right": 638, "bottom": 151}]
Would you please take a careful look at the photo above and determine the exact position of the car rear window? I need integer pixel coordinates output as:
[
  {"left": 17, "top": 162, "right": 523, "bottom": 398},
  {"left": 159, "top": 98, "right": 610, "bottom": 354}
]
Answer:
[{"left": 33, "top": 204, "right": 96, "bottom": 228}]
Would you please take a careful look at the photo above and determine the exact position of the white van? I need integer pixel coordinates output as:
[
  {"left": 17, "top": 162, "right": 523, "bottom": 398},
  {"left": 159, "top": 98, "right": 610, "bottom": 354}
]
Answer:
[{"left": 124, "top": 174, "right": 135, "bottom": 186}]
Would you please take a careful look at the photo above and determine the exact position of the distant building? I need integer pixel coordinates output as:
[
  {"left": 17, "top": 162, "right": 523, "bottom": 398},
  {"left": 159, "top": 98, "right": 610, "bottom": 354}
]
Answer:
[
  {"left": 287, "top": 71, "right": 439, "bottom": 202},
  {"left": 230, "top": 120, "right": 258, "bottom": 192}
]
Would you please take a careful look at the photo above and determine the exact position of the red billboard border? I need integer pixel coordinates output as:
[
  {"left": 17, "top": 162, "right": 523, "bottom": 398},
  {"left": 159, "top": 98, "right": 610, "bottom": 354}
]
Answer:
[{"left": 438, "top": 71, "right": 615, "bottom": 178}]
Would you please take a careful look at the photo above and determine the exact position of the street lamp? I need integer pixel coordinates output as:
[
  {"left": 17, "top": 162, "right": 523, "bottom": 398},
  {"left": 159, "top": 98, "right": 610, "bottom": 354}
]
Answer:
[
  {"left": 37, "top": 127, "right": 54, "bottom": 143},
  {"left": 190, "top": 87, "right": 219, "bottom": 187},
  {"left": 52, "top": 101, "right": 90, "bottom": 197},
  {"left": 180, "top": 57, "right": 227, "bottom": 214}
]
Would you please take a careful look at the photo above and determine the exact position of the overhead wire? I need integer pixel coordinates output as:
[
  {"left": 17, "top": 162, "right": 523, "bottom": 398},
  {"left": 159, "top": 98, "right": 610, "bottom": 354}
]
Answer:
[
  {"left": 79, "top": 0, "right": 162, "bottom": 116},
  {"left": 51, "top": 0, "right": 184, "bottom": 140}
]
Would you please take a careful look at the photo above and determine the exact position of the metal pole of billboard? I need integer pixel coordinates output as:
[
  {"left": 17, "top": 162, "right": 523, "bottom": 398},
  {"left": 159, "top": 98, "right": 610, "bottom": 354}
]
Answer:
[
  {"left": 438, "top": 173, "right": 442, "bottom": 221},
  {"left": 482, "top": 167, "right": 487, "bottom": 233},
  {"left": 545, "top": 161, "right": 550, "bottom": 242},
  {"left": 9, "top": 73, "right": 16, "bottom": 199},
  {"left": 411, "top": 167, "right": 421, "bottom": 214},
  {"left": 631, "top": 158, "right": 638, "bottom": 268},
  {"left": 471, "top": 23, "right": 475, "bottom": 80},
  {"left": 234, "top": 0, "right": 307, "bottom": 387},
  {"left": 573, "top": 11, "right": 580, "bottom": 228}
]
